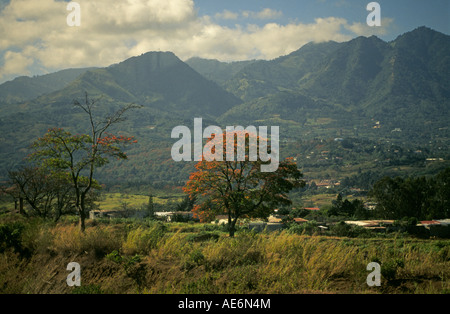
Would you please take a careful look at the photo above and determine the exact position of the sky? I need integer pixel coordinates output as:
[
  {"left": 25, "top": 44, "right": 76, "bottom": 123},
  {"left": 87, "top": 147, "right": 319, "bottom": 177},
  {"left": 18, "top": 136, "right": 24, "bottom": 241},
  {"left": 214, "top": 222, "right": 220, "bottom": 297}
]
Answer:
[{"left": 0, "top": 0, "right": 448, "bottom": 84}]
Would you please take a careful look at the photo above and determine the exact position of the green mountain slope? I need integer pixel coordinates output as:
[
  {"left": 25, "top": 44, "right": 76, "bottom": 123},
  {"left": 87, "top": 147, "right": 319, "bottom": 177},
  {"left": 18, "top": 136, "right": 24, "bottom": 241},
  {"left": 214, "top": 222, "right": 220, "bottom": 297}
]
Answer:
[
  {"left": 0, "top": 68, "right": 94, "bottom": 106},
  {"left": 28, "top": 51, "right": 241, "bottom": 118},
  {"left": 0, "top": 52, "right": 241, "bottom": 184},
  {"left": 185, "top": 57, "right": 256, "bottom": 85},
  {"left": 0, "top": 27, "right": 448, "bottom": 188},
  {"left": 221, "top": 27, "right": 450, "bottom": 141}
]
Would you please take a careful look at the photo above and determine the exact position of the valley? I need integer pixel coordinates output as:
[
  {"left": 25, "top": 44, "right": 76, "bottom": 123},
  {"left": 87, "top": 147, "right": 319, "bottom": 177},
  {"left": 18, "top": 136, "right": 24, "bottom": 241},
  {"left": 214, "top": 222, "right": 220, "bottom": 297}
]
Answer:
[{"left": 0, "top": 26, "right": 449, "bottom": 202}]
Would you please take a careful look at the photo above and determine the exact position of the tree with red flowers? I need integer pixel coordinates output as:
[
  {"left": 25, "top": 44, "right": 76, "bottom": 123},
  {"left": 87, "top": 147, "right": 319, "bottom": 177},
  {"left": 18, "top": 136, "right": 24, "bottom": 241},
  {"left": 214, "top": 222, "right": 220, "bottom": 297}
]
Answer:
[
  {"left": 183, "top": 130, "right": 304, "bottom": 237},
  {"left": 29, "top": 93, "right": 140, "bottom": 231}
]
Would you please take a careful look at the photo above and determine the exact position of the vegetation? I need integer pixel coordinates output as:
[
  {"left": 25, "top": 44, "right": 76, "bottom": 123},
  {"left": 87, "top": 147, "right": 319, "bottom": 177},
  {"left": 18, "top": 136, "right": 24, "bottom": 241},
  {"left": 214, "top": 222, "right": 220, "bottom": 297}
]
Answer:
[
  {"left": 0, "top": 27, "right": 449, "bottom": 295},
  {"left": 5, "top": 94, "right": 140, "bottom": 232},
  {"left": 184, "top": 131, "right": 304, "bottom": 237},
  {"left": 370, "top": 168, "right": 450, "bottom": 220},
  {"left": 1, "top": 27, "right": 449, "bottom": 188},
  {"left": 0, "top": 213, "right": 448, "bottom": 294}
]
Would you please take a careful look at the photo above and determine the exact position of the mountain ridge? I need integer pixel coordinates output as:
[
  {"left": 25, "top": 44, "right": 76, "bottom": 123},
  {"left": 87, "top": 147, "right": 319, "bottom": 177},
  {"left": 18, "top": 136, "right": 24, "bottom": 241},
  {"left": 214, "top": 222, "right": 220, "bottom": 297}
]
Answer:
[{"left": 0, "top": 26, "right": 449, "bottom": 185}]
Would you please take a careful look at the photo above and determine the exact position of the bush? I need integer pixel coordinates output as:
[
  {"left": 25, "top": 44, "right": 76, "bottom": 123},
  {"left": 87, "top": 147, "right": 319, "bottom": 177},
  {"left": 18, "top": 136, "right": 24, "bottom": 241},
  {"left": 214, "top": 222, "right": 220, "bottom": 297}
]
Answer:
[
  {"left": 81, "top": 227, "right": 122, "bottom": 258},
  {"left": 72, "top": 284, "right": 103, "bottom": 294},
  {"left": 381, "top": 258, "right": 405, "bottom": 281},
  {"left": 186, "top": 231, "right": 220, "bottom": 243},
  {"left": 287, "top": 221, "right": 320, "bottom": 235},
  {"left": 50, "top": 225, "right": 122, "bottom": 257},
  {"left": 183, "top": 248, "right": 206, "bottom": 271},
  {"left": 0, "top": 222, "right": 26, "bottom": 255},
  {"left": 122, "top": 222, "right": 166, "bottom": 255}
]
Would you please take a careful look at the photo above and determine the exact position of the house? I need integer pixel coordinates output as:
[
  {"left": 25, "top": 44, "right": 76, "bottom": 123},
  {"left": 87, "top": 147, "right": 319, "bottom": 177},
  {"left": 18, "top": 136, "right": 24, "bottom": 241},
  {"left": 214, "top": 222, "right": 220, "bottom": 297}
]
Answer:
[
  {"left": 418, "top": 220, "right": 441, "bottom": 227},
  {"left": 426, "top": 158, "right": 445, "bottom": 162},
  {"left": 344, "top": 220, "right": 394, "bottom": 230},
  {"left": 154, "top": 211, "right": 194, "bottom": 222},
  {"left": 364, "top": 202, "right": 377, "bottom": 211},
  {"left": 419, "top": 220, "right": 450, "bottom": 238},
  {"left": 89, "top": 209, "right": 149, "bottom": 219},
  {"left": 212, "top": 215, "right": 229, "bottom": 225},
  {"left": 437, "top": 219, "right": 450, "bottom": 226},
  {"left": 89, "top": 210, "right": 122, "bottom": 219},
  {"left": 268, "top": 215, "right": 283, "bottom": 223},
  {"left": 248, "top": 222, "right": 285, "bottom": 232}
]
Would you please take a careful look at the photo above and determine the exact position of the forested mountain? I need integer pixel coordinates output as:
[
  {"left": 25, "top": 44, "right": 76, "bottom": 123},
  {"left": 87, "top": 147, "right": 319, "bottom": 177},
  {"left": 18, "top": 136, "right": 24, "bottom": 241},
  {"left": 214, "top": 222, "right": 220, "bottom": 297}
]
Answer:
[
  {"left": 185, "top": 57, "right": 256, "bottom": 85},
  {"left": 218, "top": 27, "right": 450, "bottom": 148},
  {"left": 0, "top": 26, "right": 448, "bottom": 188},
  {"left": 0, "top": 67, "right": 94, "bottom": 106}
]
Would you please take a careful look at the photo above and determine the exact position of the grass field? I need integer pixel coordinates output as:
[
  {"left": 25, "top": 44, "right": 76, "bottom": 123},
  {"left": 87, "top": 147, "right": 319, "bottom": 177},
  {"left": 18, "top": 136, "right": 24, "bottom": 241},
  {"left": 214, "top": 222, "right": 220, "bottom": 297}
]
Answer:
[
  {"left": 0, "top": 213, "right": 448, "bottom": 294},
  {"left": 95, "top": 192, "right": 183, "bottom": 211}
]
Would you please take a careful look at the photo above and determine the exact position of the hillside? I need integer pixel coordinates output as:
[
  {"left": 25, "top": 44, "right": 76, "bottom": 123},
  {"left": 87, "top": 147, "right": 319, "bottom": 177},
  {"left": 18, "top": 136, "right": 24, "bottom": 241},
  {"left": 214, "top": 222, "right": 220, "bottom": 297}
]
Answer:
[
  {"left": 220, "top": 27, "right": 450, "bottom": 147},
  {"left": 1, "top": 215, "right": 449, "bottom": 294},
  {"left": 185, "top": 57, "right": 257, "bottom": 85},
  {"left": 0, "top": 27, "right": 449, "bottom": 188},
  {"left": 0, "top": 67, "right": 94, "bottom": 107}
]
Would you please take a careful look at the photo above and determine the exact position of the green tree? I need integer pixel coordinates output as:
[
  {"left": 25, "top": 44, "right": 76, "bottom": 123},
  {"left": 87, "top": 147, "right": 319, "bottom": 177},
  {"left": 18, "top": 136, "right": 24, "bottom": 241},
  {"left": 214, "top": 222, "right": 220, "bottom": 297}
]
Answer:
[
  {"left": 7, "top": 167, "right": 73, "bottom": 220},
  {"left": 432, "top": 168, "right": 450, "bottom": 219},
  {"left": 29, "top": 94, "right": 140, "bottom": 231},
  {"left": 369, "top": 168, "right": 450, "bottom": 220},
  {"left": 370, "top": 176, "right": 404, "bottom": 219},
  {"left": 184, "top": 131, "right": 305, "bottom": 237}
]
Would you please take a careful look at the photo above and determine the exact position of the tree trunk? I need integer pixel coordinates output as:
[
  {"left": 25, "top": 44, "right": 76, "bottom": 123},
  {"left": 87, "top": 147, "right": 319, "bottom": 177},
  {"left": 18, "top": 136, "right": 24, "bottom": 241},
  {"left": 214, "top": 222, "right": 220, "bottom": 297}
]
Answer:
[
  {"left": 79, "top": 209, "right": 86, "bottom": 232},
  {"left": 229, "top": 218, "right": 237, "bottom": 237},
  {"left": 78, "top": 191, "right": 88, "bottom": 232},
  {"left": 19, "top": 197, "right": 24, "bottom": 215}
]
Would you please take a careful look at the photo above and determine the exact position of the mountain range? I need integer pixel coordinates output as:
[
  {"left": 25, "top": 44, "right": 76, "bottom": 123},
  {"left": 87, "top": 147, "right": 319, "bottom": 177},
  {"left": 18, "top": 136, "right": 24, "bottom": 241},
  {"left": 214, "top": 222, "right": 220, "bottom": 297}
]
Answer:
[{"left": 0, "top": 26, "right": 449, "bottom": 188}]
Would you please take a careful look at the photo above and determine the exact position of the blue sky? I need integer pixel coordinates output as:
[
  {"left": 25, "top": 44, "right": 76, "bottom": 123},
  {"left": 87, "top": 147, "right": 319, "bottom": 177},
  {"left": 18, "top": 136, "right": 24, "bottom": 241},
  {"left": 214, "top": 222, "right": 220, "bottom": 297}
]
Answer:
[
  {"left": 0, "top": 0, "right": 448, "bottom": 83},
  {"left": 195, "top": 0, "right": 449, "bottom": 41}
]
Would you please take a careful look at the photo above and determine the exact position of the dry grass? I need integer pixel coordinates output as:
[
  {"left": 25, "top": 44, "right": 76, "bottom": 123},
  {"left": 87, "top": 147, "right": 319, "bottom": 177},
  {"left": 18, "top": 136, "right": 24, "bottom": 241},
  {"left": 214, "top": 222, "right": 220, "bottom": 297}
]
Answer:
[{"left": 1, "top": 214, "right": 449, "bottom": 294}]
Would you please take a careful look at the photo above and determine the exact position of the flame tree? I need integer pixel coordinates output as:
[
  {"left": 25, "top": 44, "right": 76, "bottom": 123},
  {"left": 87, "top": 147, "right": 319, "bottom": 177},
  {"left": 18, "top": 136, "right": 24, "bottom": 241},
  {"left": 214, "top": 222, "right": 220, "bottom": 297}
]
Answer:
[
  {"left": 183, "top": 130, "right": 304, "bottom": 237},
  {"left": 29, "top": 93, "right": 140, "bottom": 231}
]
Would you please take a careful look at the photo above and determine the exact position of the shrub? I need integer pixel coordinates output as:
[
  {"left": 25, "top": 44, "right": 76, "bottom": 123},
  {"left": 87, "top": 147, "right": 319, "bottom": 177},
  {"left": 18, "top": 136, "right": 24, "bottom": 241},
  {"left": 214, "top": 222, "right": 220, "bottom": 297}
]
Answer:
[
  {"left": 81, "top": 227, "right": 122, "bottom": 258},
  {"left": 183, "top": 248, "right": 206, "bottom": 271},
  {"left": 287, "top": 221, "right": 320, "bottom": 235},
  {"left": 186, "top": 231, "right": 220, "bottom": 243},
  {"left": 122, "top": 222, "right": 166, "bottom": 255},
  {"left": 0, "top": 222, "right": 27, "bottom": 256},
  {"left": 106, "top": 250, "right": 145, "bottom": 288},
  {"left": 50, "top": 225, "right": 122, "bottom": 257},
  {"left": 72, "top": 284, "right": 103, "bottom": 294},
  {"left": 381, "top": 258, "right": 405, "bottom": 281}
]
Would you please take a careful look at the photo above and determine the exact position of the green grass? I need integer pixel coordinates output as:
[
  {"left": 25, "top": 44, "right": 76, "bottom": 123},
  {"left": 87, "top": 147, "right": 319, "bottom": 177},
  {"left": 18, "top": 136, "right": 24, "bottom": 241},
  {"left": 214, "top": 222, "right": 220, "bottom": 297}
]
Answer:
[
  {"left": 0, "top": 213, "right": 448, "bottom": 294},
  {"left": 96, "top": 192, "right": 183, "bottom": 211}
]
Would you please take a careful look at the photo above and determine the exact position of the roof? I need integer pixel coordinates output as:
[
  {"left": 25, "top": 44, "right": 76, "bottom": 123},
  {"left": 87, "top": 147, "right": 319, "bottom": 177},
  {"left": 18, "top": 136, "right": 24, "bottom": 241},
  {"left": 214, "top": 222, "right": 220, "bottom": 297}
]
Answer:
[
  {"left": 268, "top": 216, "right": 283, "bottom": 223},
  {"left": 304, "top": 207, "right": 320, "bottom": 211},
  {"left": 345, "top": 220, "right": 394, "bottom": 227},
  {"left": 215, "top": 215, "right": 228, "bottom": 220},
  {"left": 419, "top": 220, "right": 441, "bottom": 226},
  {"left": 293, "top": 218, "right": 308, "bottom": 223}
]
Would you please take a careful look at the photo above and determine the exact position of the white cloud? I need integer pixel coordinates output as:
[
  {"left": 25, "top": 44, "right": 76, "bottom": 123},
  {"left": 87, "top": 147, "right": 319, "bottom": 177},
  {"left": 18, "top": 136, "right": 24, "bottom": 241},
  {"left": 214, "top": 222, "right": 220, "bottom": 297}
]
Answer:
[
  {"left": 242, "top": 8, "right": 283, "bottom": 20},
  {"left": 0, "top": 50, "right": 34, "bottom": 77},
  {"left": 0, "top": 0, "right": 394, "bottom": 83},
  {"left": 345, "top": 18, "right": 395, "bottom": 37},
  {"left": 215, "top": 9, "right": 239, "bottom": 20}
]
